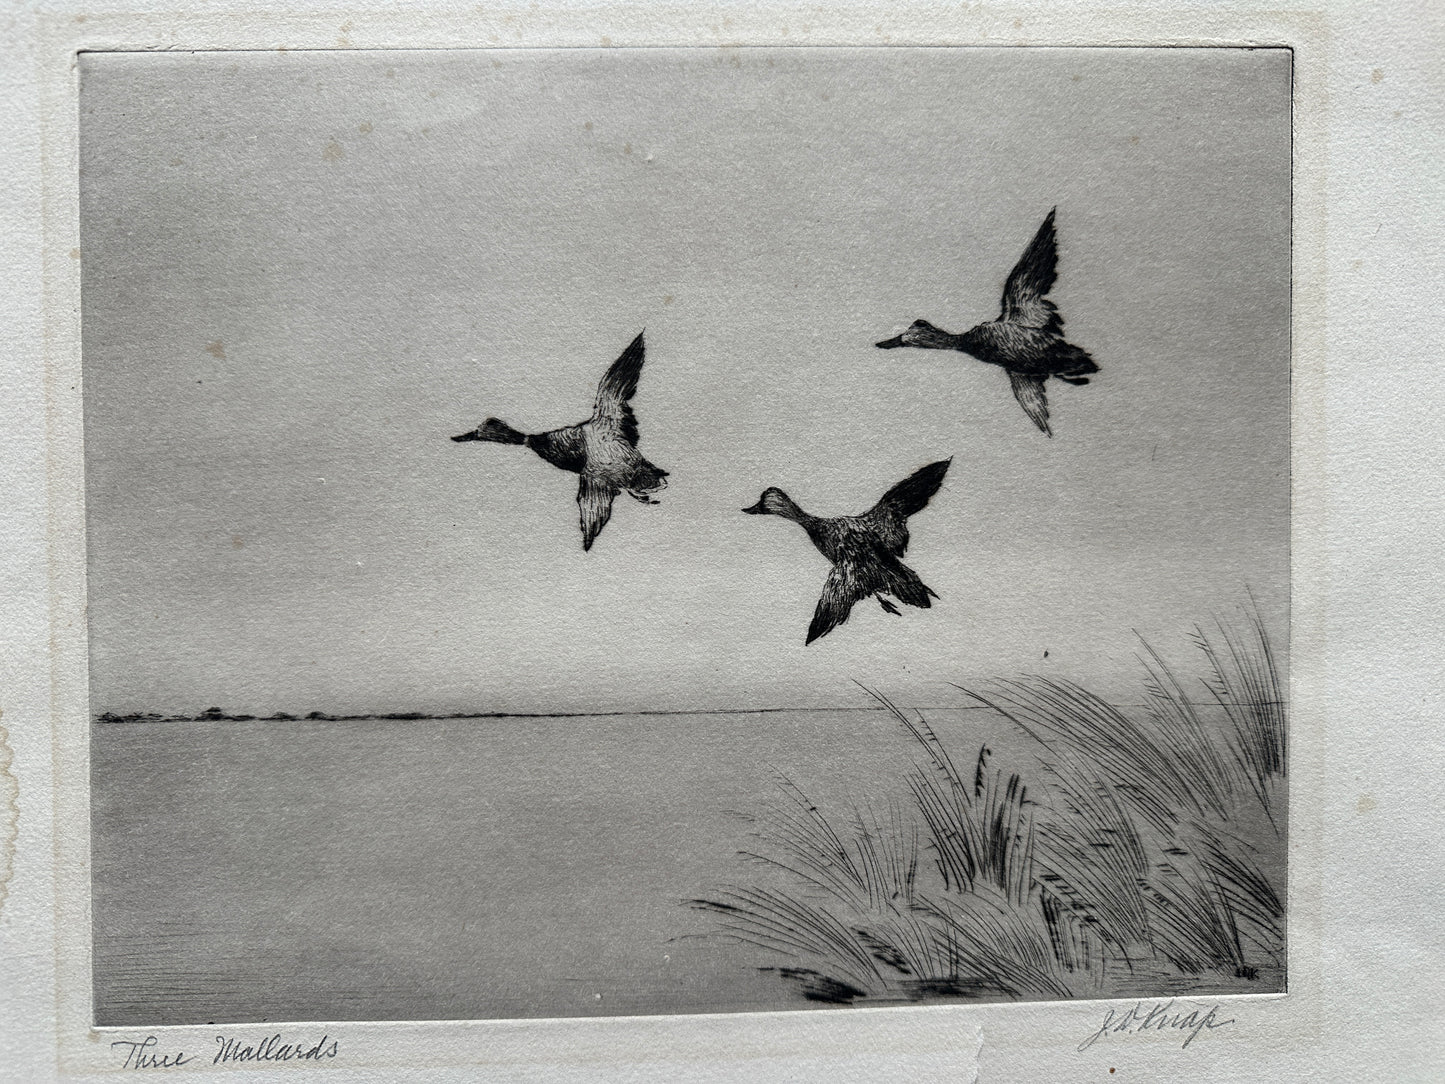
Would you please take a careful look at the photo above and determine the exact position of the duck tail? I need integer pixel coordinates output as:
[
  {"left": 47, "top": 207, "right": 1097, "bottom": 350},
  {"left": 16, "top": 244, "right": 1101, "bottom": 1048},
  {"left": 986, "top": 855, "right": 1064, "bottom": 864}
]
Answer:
[
  {"left": 1051, "top": 342, "right": 1099, "bottom": 384},
  {"left": 625, "top": 461, "right": 668, "bottom": 503},
  {"left": 636, "top": 461, "right": 669, "bottom": 491},
  {"left": 885, "top": 561, "right": 935, "bottom": 610}
]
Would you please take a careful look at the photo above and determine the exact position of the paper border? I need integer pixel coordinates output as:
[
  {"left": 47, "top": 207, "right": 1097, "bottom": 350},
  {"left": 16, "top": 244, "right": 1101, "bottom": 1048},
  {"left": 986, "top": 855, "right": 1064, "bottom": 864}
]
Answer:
[{"left": 4, "top": 1, "right": 1438, "bottom": 1080}]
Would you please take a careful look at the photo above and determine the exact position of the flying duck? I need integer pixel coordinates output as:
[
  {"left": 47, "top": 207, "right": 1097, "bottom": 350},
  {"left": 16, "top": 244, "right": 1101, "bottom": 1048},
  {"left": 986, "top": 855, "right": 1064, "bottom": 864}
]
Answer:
[
  {"left": 452, "top": 331, "right": 668, "bottom": 551},
  {"left": 742, "top": 459, "right": 952, "bottom": 645},
  {"left": 876, "top": 208, "right": 1097, "bottom": 436}
]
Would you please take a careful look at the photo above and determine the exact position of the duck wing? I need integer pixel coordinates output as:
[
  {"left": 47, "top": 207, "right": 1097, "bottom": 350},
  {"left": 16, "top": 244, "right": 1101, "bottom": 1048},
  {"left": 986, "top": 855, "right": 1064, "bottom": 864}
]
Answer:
[
  {"left": 866, "top": 459, "right": 952, "bottom": 556},
  {"left": 807, "top": 563, "right": 868, "bottom": 645},
  {"left": 998, "top": 209, "right": 1063, "bottom": 334},
  {"left": 593, "top": 331, "right": 647, "bottom": 447},
  {"left": 577, "top": 475, "right": 619, "bottom": 551},
  {"left": 1008, "top": 371, "right": 1053, "bottom": 436}
]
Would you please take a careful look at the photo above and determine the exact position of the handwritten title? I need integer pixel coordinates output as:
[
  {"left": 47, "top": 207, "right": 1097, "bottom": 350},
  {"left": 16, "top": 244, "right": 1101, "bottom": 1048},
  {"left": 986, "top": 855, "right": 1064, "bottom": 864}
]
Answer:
[{"left": 111, "top": 1032, "right": 340, "bottom": 1069}]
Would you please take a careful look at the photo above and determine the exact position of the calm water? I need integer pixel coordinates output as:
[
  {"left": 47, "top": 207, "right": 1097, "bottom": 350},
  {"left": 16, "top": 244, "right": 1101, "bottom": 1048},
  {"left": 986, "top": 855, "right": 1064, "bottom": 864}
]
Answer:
[
  {"left": 92, "top": 709, "right": 1010, "bottom": 1025},
  {"left": 92, "top": 704, "right": 1281, "bottom": 1026}
]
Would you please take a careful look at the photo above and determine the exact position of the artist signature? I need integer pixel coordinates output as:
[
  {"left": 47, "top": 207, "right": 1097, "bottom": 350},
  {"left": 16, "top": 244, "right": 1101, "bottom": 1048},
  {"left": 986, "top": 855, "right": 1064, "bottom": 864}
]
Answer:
[
  {"left": 1078, "top": 999, "right": 1235, "bottom": 1052},
  {"left": 111, "top": 1033, "right": 339, "bottom": 1069}
]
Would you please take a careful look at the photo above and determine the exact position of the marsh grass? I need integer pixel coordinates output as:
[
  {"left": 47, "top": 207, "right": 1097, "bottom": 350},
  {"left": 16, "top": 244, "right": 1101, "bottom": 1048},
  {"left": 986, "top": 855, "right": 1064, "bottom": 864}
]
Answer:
[{"left": 690, "top": 609, "right": 1286, "bottom": 1004}]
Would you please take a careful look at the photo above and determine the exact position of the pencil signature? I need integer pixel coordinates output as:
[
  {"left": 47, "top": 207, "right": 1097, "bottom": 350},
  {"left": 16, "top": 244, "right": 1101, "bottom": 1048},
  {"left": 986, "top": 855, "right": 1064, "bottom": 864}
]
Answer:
[{"left": 1078, "top": 999, "right": 1235, "bottom": 1051}]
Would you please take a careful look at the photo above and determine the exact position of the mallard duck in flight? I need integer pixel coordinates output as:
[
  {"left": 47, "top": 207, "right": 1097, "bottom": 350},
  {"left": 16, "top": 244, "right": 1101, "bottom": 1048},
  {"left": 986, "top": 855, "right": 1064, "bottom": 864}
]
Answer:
[
  {"left": 742, "top": 459, "right": 952, "bottom": 645},
  {"left": 876, "top": 208, "right": 1097, "bottom": 436},
  {"left": 452, "top": 331, "right": 668, "bottom": 551}
]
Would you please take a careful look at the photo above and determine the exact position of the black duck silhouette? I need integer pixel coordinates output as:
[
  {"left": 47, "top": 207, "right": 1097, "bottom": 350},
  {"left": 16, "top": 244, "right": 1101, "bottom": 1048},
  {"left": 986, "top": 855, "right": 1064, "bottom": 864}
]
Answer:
[
  {"left": 452, "top": 331, "right": 668, "bottom": 551},
  {"left": 742, "top": 459, "right": 952, "bottom": 645},
  {"left": 876, "top": 208, "right": 1097, "bottom": 436}
]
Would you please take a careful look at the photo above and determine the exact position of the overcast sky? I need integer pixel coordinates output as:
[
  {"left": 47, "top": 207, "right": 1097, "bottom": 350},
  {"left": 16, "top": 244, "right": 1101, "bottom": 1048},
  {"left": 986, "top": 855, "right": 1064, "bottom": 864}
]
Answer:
[{"left": 80, "top": 47, "right": 1291, "bottom": 715}]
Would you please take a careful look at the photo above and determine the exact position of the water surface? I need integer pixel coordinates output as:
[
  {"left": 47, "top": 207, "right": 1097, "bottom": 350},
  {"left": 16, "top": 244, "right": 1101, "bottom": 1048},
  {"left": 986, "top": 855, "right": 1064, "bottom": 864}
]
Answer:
[{"left": 93, "top": 709, "right": 987, "bottom": 1025}]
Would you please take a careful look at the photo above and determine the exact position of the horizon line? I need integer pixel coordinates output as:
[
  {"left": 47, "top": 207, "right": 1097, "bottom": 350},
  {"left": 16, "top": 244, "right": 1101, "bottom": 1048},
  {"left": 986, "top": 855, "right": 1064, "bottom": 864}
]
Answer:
[{"left": 94, "top": 700, "right": 1286, "bottom": 723}]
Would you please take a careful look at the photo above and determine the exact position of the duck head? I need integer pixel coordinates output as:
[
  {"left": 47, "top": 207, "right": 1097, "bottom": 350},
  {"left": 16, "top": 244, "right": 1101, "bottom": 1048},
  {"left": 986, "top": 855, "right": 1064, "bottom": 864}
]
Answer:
[
  {"left": 742, "top": 487, "right": 804, "bottom": 519},
  {"left": 452, "top": 418, "right": 527, "bottom": 444},
  {"left": 876, "top": 319, "right": 957, "bottom": 350}
]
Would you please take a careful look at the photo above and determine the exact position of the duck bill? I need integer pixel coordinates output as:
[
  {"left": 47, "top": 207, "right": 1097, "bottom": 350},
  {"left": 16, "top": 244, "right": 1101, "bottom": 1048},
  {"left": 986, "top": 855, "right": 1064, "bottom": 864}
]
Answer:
[
  {"left": 451, "top": 431, "right": 482, "bottom": 442},
  {"left": 875, "top": 335, "right": 906, "bottom": 349},
  {"left": 741, "top": 500, "right": 767, "bottom": 515}
]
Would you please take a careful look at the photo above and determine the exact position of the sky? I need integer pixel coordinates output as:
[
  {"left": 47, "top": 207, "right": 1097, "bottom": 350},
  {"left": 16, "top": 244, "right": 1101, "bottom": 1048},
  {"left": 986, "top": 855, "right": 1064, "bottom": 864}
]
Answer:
[{"left": 80, "top": 46, "right": 1291, "bottom": 715}]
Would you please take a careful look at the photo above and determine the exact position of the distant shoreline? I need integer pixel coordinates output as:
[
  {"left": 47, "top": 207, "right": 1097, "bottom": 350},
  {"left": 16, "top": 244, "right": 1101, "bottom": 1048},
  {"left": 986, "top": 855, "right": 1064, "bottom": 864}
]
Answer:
[
  {"left": 93, "top": 701, "right": 1279, "bottom": 724},
  {"left": 92, "top": 706, "right": 902, "bottom": 724}
]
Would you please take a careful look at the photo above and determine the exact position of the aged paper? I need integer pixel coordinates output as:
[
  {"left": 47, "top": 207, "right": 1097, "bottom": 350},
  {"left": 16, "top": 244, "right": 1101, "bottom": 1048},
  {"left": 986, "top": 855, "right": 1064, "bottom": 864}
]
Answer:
[{"left": 1, "top": 1, "right": 1442, "bottom": 1081}]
